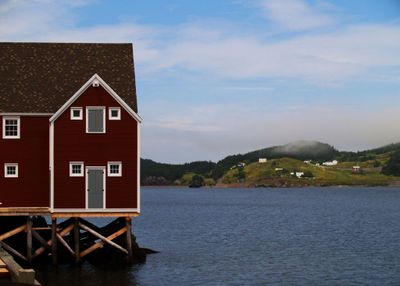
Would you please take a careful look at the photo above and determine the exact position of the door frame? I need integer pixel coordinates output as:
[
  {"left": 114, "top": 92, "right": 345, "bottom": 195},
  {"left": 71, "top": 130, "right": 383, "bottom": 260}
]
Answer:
[{"left": 85, "top": 166, "right": 106, "bottom": 209}]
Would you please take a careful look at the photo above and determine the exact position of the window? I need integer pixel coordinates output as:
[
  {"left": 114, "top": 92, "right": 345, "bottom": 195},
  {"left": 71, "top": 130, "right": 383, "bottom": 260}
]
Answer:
[
  {"left": 107, "top": 162, "right": 122, "bottom": 177},
  {"left": 86, "top": 107, "right": 105, "bottom": 133},
  {"left": 109, "top": 107, "right": 121, "bottom": 120},
  {"left": 2, "top": 117, "right": 20, "bottom": 139},
  {"left": 4, "top": 163, "right": 18, "bottom": 178},
  {"left": 69, "top": 162, "right": 84, "bottom": 177},
  {"left": 71, "top": 107, "right": 83, "bottom": 120}
]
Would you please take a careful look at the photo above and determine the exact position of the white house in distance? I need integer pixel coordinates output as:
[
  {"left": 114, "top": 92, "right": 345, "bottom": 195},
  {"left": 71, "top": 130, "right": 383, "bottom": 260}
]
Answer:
[
  {"left": 323, "top": 160, "right": 338, "bottom": 166},
  {"left": 259, "top": 158, "right": 267, "bottom": 163}
]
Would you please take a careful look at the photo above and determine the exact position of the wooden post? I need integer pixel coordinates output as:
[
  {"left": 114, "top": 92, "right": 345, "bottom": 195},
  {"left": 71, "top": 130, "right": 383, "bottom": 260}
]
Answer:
[
  {"left": 51, "top": 218, "right": 57, "bottom": 265},
  {"left": 125, "top": 217, "right": 133, "bottom": 264},
  {"left": 26, "top": 217, "right": 32, "bottom": 263},
  {"left": 74, "top": 218, "right": 80, "bottom": 263}
]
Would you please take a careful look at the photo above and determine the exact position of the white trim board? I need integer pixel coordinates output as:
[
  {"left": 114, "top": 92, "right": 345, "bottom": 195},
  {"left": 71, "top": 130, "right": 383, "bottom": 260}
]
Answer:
[
  {"left": 52, "top": 208, "right": 139, "bottom": 213},
  {"left": 50, "top": 74, "right": 142, "bottom": 123},
  {"left": 0, "top": 113, "right": 53, "bottom": 116}
]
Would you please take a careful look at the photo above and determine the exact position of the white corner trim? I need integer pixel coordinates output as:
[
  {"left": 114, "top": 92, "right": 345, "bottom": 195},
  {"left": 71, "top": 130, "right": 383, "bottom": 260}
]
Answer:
[
  {"left": 50, "top": 74, "right": 142, "bottom": 123},
  {"left": 2, "top": 116, "right": 20, "bottom": 139},
  {"left": 50, "top": 122, "right": 54, "bottom": 210},
  {"left": 137, "top": 122, "right": 141, "bottom": 213}
]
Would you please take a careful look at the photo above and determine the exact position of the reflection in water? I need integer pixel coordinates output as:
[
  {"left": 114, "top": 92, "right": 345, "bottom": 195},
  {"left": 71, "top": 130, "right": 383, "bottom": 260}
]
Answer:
[{"left": 35, "top": 263, "right": 140, "bottom": 286}]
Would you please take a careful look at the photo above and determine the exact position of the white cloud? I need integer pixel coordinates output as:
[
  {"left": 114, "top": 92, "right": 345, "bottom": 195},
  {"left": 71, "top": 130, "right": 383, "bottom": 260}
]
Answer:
[
  {"left": 261, "top": 0, "right": 335, "bottom": 31},
  {"left": 1, "top": 0, "right": 399, "bottom": 83}
]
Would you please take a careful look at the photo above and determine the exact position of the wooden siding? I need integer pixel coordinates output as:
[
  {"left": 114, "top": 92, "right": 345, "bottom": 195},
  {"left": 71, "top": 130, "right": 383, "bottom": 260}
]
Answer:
[
  {"left": 0, "top": 117, "right": 50, "bottom": 207},
  {"left": 54, "top": 85, "right": 138, "bottom": 209}
]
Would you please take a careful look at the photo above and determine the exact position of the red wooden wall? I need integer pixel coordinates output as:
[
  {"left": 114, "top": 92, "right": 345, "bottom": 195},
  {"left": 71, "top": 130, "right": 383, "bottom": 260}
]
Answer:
[
  {"left": 0, "top": 117, "right": 50, "bottom": 207},
  {"left": 53, "top": 85, "right": 138, "bottom": 209}
]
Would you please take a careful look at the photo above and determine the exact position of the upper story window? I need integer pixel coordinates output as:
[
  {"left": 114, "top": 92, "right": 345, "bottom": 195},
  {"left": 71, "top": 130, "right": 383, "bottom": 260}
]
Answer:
[
  {"left": 4, "top": 163, "right": 18, "bottom": 178},
  {"left": 86, "top": 107, "right": 105, "bottom": 133},
  {"left": 2, "top": 117, "right": 20, "bottom": 139},
  {"left": 109, "top": 107, "right": 121, "bottom": 120},
  {"left": 71, "top": 107, "right": 83, "bottom": 120}
]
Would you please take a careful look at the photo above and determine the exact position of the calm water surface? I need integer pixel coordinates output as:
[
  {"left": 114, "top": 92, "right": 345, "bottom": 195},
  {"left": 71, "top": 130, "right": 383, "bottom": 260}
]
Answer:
[{"left": 37, "top": 187, "right": 400, "bottom": 285}]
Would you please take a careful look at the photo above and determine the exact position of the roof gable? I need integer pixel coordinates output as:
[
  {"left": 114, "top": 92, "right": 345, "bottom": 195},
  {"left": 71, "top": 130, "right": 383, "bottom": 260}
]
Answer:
[
  {"left": 50, "top": 74, "right": 142, "bottom": 123},
  {"left": 0, "top": 42, "right": 138, "bottom": 113}
]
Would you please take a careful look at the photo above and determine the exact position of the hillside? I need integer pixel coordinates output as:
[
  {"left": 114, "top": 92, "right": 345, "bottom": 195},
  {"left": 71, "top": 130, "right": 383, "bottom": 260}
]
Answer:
[
  {"left": 219, "top": 157, "right": 395, "bottom": 187},
  {"left": 141, "top": 141, "right": 400, "bottom": 187}
]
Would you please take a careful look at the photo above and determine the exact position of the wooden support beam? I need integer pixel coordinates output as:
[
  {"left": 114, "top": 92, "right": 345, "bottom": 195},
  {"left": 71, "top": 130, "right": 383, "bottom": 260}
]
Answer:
[
  {"left": 26, "top": 217, "right": 32, "bottom": 263},
  {"left": 74, "top": 218, "right": 80, "bottom": 263},
  {"left": 0, "top": 241, "right": 27, "bottom": 262},
  {"left": 56, "top": 233, "right": 75, "bottom": 257},
  {"left": 32, "top": 230, "right": 50, "bottom": 250},
  {"left": 0, "top": 225, "right": 27, "bottom": 241},
  {"left": 51, "top": 218, "right": 57, "bottom": 265},
  {"left": 80, "top": 226, "right": 128, "bottom": 258},
  {"left": 126, "top": 217, "right": 133, "bottom": 263},
  {"left": 33, "top": 223, "right": 74, "bottom": 258},
  {"left": 79, "top": 222, "right": 128, "bottom": 255}
]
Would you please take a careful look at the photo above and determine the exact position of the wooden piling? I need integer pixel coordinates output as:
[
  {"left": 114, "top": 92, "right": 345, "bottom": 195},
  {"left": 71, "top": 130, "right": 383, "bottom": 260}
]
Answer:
[
  {"left": 26, "top": 216, "right": 32, "bottom": 263},
  {"left": 126, "top": 217, "right": 133, "bottom": 263},
  {"left": 74, "top": 218, "right": 80, "bottom": 263},
  {"left": 51, "top": 218, "right": 57, "bottom": 265}
]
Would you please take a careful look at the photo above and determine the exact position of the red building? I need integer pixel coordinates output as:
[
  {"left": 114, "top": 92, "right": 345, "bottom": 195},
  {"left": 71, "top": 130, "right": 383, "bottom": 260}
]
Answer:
[{"left": 0, "top": 43, "right": 141, "bottom": 217}]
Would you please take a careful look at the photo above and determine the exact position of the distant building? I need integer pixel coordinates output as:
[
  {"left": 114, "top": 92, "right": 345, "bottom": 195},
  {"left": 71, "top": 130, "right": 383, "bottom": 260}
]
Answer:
[
  {"left": 275, "top": 168, "right": 283, "bottom": 171},
  {"left": 295, "top": 172, "right": 304, "bottom": 178},
  {"left": 304, "top": 160, "right": 311, "bottom": 164},
  {"left": 352, "top": 166, "right": 361, "bottom": 174},
  {"left": 259, "top": 158, "right": 267, "bottom": 163},
  {"left": 323, "top": 160, "right": 338, "bottom": 166}
]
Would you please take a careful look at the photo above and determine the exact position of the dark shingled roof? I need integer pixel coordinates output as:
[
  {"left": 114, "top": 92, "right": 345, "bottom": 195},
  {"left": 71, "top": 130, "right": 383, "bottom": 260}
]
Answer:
[{"left": 0, "top": 42, "right": 137, "bottom": 113}]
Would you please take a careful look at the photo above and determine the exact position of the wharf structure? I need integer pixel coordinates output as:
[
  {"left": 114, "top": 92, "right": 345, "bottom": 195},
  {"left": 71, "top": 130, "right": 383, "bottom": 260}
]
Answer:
[{"left": 0, "top": 43, "right": 142, "bottom": 264}]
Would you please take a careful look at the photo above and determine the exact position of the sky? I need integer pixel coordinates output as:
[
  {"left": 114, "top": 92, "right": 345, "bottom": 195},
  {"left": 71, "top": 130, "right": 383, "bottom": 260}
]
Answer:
[{"left": 1, "top": 0, "right": 400, "bottom": 163}]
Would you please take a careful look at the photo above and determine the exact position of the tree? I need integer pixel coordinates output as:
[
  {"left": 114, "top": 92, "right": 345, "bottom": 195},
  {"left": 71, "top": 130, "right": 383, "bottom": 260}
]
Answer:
[
  {"left": 189, "top": 174, "right": 204, "bottom": 188},
  {"left": 382, "top": 151, "right": 400, "bottom": 176}
]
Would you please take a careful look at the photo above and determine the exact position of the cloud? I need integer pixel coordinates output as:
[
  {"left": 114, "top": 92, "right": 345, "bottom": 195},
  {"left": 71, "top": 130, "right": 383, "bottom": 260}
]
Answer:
[
  {"left": 261, "top": 0, "right": 335, "bottom": 31},
  {"left": 1, "top": 0, "right": 399, "bottom": 83}
]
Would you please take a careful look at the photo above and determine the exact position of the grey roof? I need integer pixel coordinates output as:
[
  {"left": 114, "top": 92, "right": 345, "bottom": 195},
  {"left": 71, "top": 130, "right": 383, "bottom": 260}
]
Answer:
[{"left": 0, "top": 42, "right": 137, "bottom": 113}]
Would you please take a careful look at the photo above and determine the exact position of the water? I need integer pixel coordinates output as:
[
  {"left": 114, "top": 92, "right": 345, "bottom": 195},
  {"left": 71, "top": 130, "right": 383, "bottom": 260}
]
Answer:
[{"left": 36, "top": 187, "right": 400, "bottom": 285}]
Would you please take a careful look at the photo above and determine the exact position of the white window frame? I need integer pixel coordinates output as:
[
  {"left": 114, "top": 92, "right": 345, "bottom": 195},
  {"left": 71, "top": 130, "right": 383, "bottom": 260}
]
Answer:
[
  {"left": 107, "top": 162, "right": 122, "bottom": 177},
  {"left": 86, "top": 106, "right": 106, "bottom": 134},
  {"left": 70, "top": 107, "right": 83, "bottom": 120},
  {"left": 2, "top": 117, "right": 20, "bottom": 139},
  {"left": 109, "top": 107, "right": 121, "bottom": 120},
  {"left": 69, "top": 162, "right": 84, "bottom": 177},
  {"left": 4, "top": 163, "right": 18, "bottom": 178}
]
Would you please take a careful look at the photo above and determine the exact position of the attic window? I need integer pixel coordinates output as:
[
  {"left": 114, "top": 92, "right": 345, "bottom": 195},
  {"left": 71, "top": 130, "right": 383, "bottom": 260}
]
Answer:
[
  {"left": 2, "top": 117, "right": 20, "bottom": 139},
  {"left": 71, "top": 107, "right": 83, "bottom": 120},
  {"left": 86, "top": 107, "right": 105, "bottom": 133},
  {"left": 109, "top": 108, "right": 121, "bottom": 120}
]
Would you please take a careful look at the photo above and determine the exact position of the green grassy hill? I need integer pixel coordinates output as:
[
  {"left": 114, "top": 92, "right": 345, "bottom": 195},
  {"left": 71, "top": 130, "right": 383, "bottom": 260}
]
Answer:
[
  {"left": 141, "top": 141, "right": 400, "bottom": 186},
  {"left": 219, "top": 158, "right": 395, "bottom": 187}
]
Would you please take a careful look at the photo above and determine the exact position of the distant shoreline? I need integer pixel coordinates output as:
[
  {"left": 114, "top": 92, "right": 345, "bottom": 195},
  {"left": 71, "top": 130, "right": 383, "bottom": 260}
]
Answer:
[{"left": 141, "top": 183, "right": 400, "bottom": 189}]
